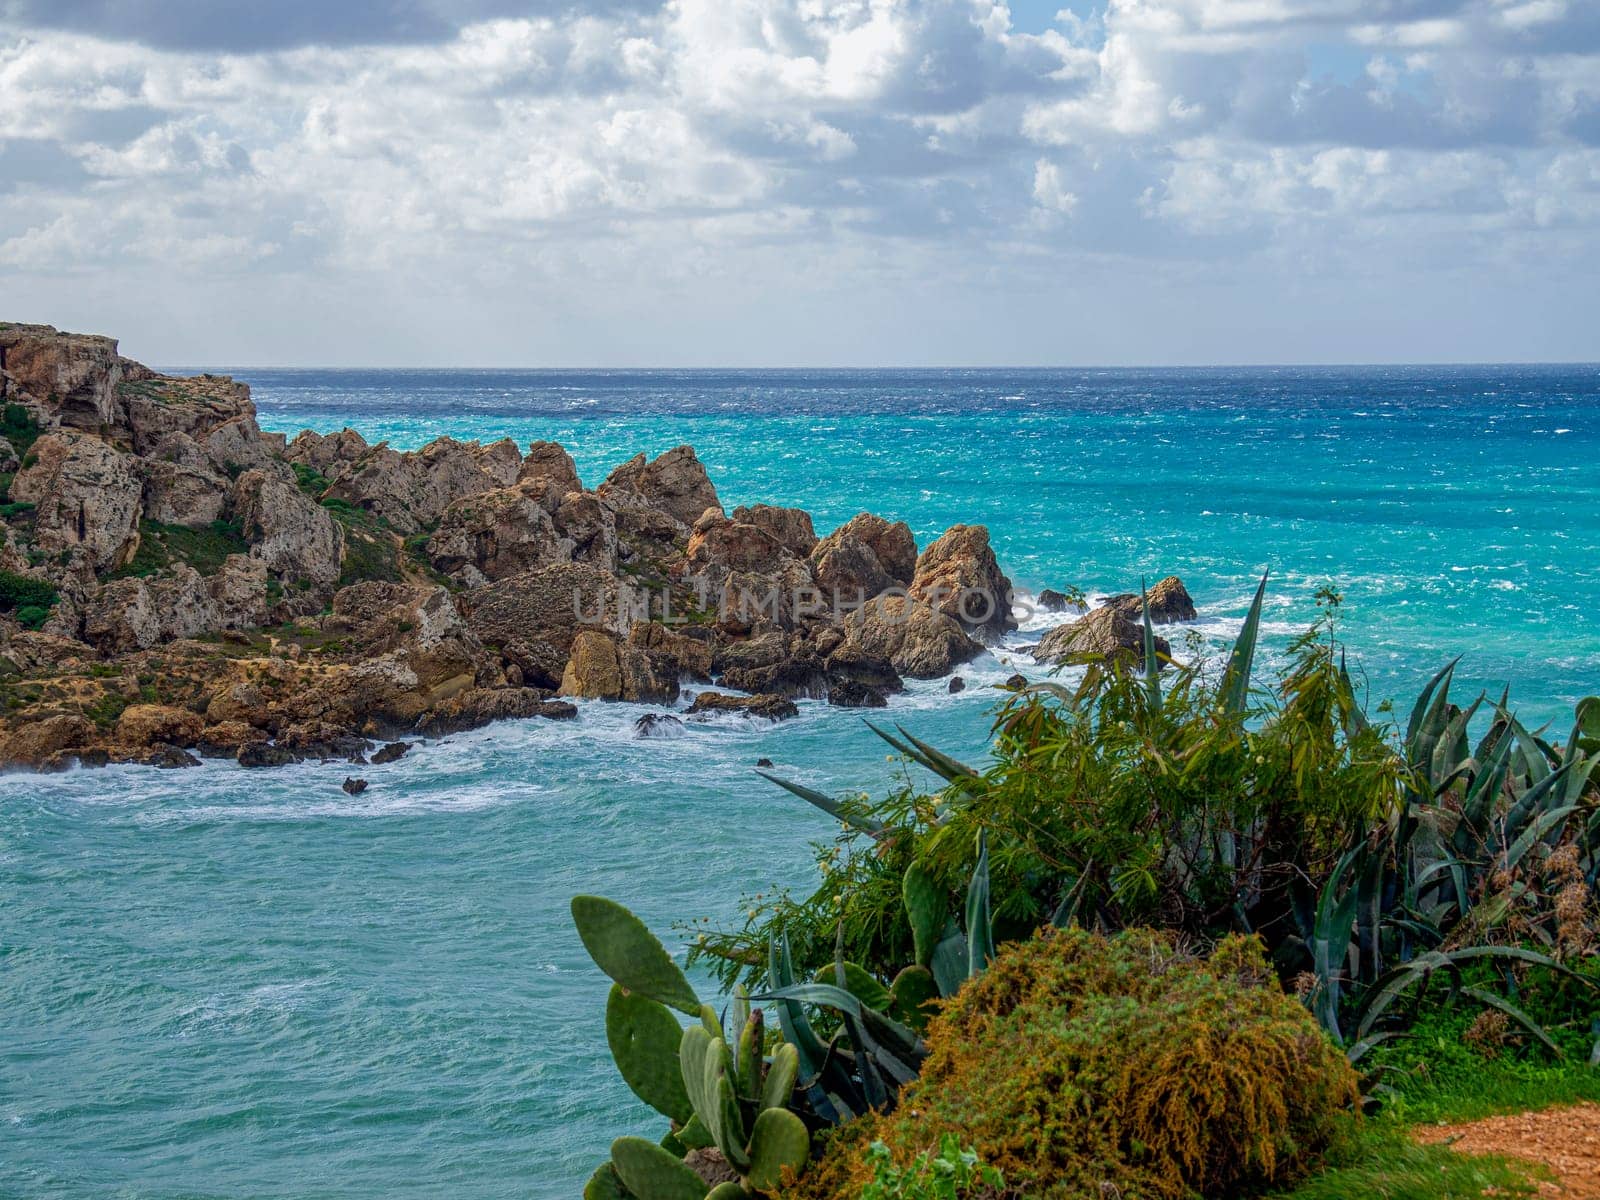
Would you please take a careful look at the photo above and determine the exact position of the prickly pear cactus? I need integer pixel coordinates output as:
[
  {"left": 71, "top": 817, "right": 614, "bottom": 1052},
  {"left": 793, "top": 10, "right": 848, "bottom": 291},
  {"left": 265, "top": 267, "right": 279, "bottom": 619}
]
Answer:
[{"left": 571, "top": 895, "right": 701, "bottom": 1015}]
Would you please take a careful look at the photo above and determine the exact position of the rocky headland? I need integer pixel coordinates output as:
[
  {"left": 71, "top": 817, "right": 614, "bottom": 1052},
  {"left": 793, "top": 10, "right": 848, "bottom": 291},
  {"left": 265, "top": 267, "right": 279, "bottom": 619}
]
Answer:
[{"left": 0, "top": 322, "right": 1187, "bottom": 774}]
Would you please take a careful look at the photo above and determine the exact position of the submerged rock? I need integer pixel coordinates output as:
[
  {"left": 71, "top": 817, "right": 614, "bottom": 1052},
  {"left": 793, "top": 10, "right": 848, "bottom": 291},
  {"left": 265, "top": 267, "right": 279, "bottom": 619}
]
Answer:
[
  {"left": 828, "top": 680, "right": 888, "bottom": 708},
  {"left": 342, "top": 777, "right": 369, "bottom": 795},
  {"left": 686, "top": 691, "right": 798, "bottom": 722},
  {"left": 370, "top": 741, "right": 413, "bottom": 765},
  {"left": 634, "top": 713, "right": 686, "bottom": 739}
]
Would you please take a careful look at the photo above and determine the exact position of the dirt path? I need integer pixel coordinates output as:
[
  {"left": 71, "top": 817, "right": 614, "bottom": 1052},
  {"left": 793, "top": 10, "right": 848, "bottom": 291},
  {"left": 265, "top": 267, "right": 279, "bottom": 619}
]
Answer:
[{"left": 1415, "top": 1103, "right": 1600, "bottom": 1198}]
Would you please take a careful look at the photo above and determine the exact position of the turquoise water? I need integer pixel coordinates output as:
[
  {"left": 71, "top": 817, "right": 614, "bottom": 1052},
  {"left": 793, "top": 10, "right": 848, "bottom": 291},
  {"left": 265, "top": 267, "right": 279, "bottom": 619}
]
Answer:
[{"left": 4, "top": 365, "right": 1599, "bottom": 1198}]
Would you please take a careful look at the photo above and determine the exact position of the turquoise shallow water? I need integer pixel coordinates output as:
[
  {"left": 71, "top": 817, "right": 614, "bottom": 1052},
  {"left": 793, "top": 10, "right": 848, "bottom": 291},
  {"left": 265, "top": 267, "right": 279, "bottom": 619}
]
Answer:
[{"left": 4, "top": 365, "right": 1600, "bottom": 1198}]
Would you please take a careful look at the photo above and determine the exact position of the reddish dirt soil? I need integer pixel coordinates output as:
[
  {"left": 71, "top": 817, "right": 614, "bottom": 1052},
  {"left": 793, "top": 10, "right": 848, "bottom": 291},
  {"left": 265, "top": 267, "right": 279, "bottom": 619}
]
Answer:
[{"left": 1415, "top": 1103, "right": 1600, "bottom": 1198}]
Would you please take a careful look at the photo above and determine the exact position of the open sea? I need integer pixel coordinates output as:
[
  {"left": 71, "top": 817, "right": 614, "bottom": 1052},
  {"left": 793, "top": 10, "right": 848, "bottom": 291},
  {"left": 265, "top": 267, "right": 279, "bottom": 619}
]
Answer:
[{"left": 4, "top": 365, "right": 1599, "bottom": 1198}]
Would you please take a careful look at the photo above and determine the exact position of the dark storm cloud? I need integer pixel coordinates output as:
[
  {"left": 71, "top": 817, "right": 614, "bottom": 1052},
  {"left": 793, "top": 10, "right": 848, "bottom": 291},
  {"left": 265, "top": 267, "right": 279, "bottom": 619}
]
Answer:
[{"left": 0, "top": 0, "right": 663, "bottom": 52}]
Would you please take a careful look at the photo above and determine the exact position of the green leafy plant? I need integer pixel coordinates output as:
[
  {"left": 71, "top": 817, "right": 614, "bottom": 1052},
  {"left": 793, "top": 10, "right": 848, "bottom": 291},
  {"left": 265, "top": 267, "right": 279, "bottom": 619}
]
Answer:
[
  {"left": 857, "top": 1135, "right": 1002, "bottom": 1200},
  {"left": 0, "top": 568, "right": 57, "bottom": 625}
]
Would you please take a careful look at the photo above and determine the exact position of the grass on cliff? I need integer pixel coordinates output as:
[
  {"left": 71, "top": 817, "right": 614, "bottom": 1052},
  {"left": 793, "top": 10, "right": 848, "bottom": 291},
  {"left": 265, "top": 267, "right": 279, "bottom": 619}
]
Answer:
[
  {"left": 0, "top": 568, "right": 57, "bottom": 629},
  {"left": 115, "top": 519, "right": 250, "bottom": 579},
  {"left": 0, "top": 403, "right": 42, "bottom": 458}
]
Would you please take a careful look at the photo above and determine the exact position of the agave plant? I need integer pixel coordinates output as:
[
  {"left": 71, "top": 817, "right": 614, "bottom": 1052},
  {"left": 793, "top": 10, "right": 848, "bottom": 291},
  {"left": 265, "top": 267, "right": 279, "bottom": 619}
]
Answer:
[{"left": 754, "top": 831, "right": 996, "bottom": 1128}]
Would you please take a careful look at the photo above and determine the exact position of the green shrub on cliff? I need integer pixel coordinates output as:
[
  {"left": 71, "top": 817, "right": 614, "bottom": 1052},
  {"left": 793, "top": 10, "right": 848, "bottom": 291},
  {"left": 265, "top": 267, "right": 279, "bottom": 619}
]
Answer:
[
  {"left": 781, "top": 929, "right": 1358, "bottom": 1200},
  {"left": 115, "top": 519, "right": 250, "bottom": 579},
  {"left": 0, "top": 568, "right": 56, "bottom": 626},
  {"left": 0, "top": 403, "right": 42, "bottom": 458}
]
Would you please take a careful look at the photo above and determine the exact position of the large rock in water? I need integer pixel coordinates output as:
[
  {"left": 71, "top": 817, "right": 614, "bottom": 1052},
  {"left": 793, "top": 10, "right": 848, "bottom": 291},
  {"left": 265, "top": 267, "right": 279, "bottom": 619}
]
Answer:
[
  {"left": 1035, "top": 605, "right": 1170, "bottom": 670},
  {"left": 810, "top": 513, "right": 916, "bottom": 603},
  {"left": 1104, "top": 576, "right": 1198, "bottom": 624},
  {"left": 9, "top": 432, "right": 143, "bottom": 571},
  {"left": 841, "top": 594, "right": 982, "bottom": 679},
  {"left": 911, "top": 524, "right": 1015, "bottom": 639},
  {"left": 599, "top": 445, "right": 721, "bottom": 526}
]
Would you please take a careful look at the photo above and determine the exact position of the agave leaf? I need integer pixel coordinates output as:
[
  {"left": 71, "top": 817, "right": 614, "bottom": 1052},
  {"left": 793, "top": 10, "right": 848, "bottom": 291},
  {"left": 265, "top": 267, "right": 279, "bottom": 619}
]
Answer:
[
  {"left": 767, "top": 934, "right": 829, "bottom": 1079},
  {"left": 1346, "top": 1031, "right": 1404, "bottom": 1065},
  {"left": 1140, "top": 578, "right": 1162, "bottom": 709},
  {"left": 1354, "top": 952, "right": 1457, "bottom": 1041},
  {"left": 1430, "top": 692, "right": 1484, "bottom": 789},
  {"left": 757, "top": 771, "right": 885, "bottom": 837},
  {"left": 1310, "top": 845, "right": 1365, "bottom": 1041},
  {"left": 930, "top": 924, "right": 969, "bottom": 998},
  {"left": 1406, "top": 658, "right": 1460, "bottom": 765},
  {"left": 965, "top": 830, "right": 995, "bottom": 977},
  {"left": 1220, "top": 571, "right": 1268, "bottom": 717},
  {"left": 1338, "top": 650, "right": 1372, "bottom": 737},
  {"left": 868, "top": 723, "right": 981, "bottom": 783},
  {"left": 1504, "top": 804, "right": 1581, "bottom": 870}
]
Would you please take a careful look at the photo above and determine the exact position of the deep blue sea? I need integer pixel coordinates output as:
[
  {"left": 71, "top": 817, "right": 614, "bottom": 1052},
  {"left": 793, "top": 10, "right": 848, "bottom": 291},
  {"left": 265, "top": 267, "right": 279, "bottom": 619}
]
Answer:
[{"left": 4, "top": 365, "right": 1599, "bottom": 1198}]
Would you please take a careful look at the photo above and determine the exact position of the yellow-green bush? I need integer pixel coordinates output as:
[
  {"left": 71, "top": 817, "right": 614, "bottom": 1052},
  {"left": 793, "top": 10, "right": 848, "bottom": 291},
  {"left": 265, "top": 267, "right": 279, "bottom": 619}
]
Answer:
[{"left": 783, "top": 928, "right": 1358, "bottom": 1200}]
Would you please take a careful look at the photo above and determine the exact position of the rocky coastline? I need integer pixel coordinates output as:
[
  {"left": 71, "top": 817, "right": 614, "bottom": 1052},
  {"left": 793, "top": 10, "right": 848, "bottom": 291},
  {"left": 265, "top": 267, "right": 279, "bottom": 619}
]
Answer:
[{"left": 0, "top": 322, "right": 1172, "bottom": 775}]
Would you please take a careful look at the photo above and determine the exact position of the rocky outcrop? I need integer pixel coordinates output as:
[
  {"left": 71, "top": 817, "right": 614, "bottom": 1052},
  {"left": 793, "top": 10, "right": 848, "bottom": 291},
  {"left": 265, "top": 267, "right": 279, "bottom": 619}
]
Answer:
[
  {"left": 231, "top": 467, "right": 344, "bottom": 588},
  {"left": 1037, "top": 588, "right": 1080, "bottom": 613},
  {"left": 841, "top": 594, "right": 983, "bottom": 678},
  {"left": 1104, "top": 576, "right": 1197, "bottom": 624},
  {"left": 519, "top": 441, "right": 582, "bottom": 509},
  {"left": 730, "top": 505, "right": 817, "bottom": 558},
  {"left": 0, "top": 323, "right": 121, "bottom": 428},
  {"left": 10, "top": 432, "right": 143, "bottom": 571},
  {"left": 600, "top": 445, "right": 721, "bottom": 526},
  {"left": 810, "top": 513, "right": 916, "bottom": 602},
  {"left": 910, "top": 524, "right": 1015, "bottom": 639},
  {"left": 1035, "top": 605, "right": 1171, "bottom": 669},
  {"left": 426, "top": 488, "right": 567, "bottom": 584},
  {"left": 416, "top": 688, "right": 576, "bottom": 736},
  {"left": 0, "top": 321, "right": 1034, "bottom": 773},
  {"left": 557, "top": 630, "right": 679, "bottom": 704}
]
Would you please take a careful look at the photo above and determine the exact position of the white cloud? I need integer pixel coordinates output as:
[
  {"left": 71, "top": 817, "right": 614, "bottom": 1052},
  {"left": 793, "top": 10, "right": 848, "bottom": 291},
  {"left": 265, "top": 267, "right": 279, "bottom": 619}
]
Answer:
[{"left": 0, "top": 0, "right": 1595, "bottom": 363}]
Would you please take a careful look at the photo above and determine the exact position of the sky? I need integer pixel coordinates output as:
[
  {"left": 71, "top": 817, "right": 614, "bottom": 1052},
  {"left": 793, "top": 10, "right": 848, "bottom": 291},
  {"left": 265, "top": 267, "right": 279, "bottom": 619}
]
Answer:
[{"left": 0, "top": 0, "right": 1596, "bottom": 367}]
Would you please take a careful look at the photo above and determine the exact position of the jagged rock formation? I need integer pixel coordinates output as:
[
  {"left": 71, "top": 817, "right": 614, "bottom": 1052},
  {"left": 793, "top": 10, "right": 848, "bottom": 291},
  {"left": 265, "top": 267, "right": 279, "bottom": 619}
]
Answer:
[{"left": 0, "top": 321, "right": 1023, "bottom": 772}]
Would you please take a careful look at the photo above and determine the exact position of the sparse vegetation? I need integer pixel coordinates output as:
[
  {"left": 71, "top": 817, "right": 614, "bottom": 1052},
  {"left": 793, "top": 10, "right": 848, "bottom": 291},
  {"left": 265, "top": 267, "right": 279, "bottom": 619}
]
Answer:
[{"left": 114, "top": 518, "right": 251, "bottom": 579}]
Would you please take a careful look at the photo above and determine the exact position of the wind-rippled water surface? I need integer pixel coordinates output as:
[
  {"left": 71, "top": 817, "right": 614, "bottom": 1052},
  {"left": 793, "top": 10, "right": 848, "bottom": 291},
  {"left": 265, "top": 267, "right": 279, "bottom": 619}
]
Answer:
[{"left": 4, "top": 365, "right": 1599, "bottom": 1198}]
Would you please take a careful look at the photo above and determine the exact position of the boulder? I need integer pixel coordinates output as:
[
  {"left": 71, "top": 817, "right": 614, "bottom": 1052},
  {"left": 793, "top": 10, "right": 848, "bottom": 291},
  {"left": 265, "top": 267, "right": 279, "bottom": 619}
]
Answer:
[
  {"left": 824, "top": 642, "right": 904, "bottom": 694},
  {"left": 828, "top": 680, "right": 888, "bottom": 708},
  {"left": 910, "top": 524, "right": 1015, "bottom": 639},
  {"left": 278, "top": 719, "right": 373, "bottom": 761},
  {"left": 287, "top": 427, "right": 370, "bottom": 473},
  {"left": 231, "top": 468, "right": 344, "bottom": 588},
  {"left": 9, "top": 432, "right": 143, "bottom": 571},
  {"left": 686, "top": 691, "right": 798, "bottom": 721},
  {"left": 238, "top": 742, "right": 296, "bottom": 769},
  {"left": 417, "top": 687, "right": 576, "bottom": 736},
  {"left": 729, "top": 504, "right": 818, "bottom": 557},
  {"left": 628, "top": 621, "right": 714, "bottom": 681},
  {"left": 1037, "top": 588, "right": 1081, "bottom": 613},
  {"left": 426, "top": 488, "right": 568, "bottom": 583},
  {"left": 140, "top": 743, "right": 201, "bottom": 769},
  {"left": 208, "top": 554, "right": 270, "bottom": 630},
  {"left": 115, "top": 704, "right": 204, "bottom": 749},
  {"left": 498, "top": 635, "right": 569, "bottom": 691},
  {"left": 82, "top": 565, "right": 218, "bottom": 653},
  {"left": 841, "top": 594, "right": 983, "bottom": 679},
  {"left": 1034, "top": 605, "right": 1170, "bottom": 669},
  {"left": 472, "top": 439, "right": 523, "bottom": 488},
  {"left": 370, "top": 740, "right": 413, "bottom": 765},
  {"left": 557, "top": 630, "right": 678, "bottom": 704},
  {"left": 1103, "top": 576, "right": 1198, "bottom": 624},
  {"left": 342, "top": 777, "right": 369, "bottom": 795},
  {"left": 0, "top": 714, "right": 96, "bottom": 768},
  {"left": 319, "top": 436, "right": 506, "bottom": 535},
  {"left": 686, "top": 511, "right": 791, "bottom": 577},
  {"left": 600, "top": 445, "right": 722, "bottom": 526},
  {"left": 721, "top": 653, "right": 828, "bottom": 699},
  {"left": 196, "top": 720, "right": 270, "bottom": 757},
  {"left": 948, "top": 676, "right": 966, "bottom": 693},
  {"left": 139, "top": 438, "right": 231, "bottom": 527}
]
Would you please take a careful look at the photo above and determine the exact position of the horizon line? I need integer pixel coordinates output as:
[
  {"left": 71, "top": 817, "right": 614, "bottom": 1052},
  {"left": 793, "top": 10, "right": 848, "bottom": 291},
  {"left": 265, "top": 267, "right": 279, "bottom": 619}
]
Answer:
[{"left": 159, "top": 359, "right": 1600, "bottom": 373}]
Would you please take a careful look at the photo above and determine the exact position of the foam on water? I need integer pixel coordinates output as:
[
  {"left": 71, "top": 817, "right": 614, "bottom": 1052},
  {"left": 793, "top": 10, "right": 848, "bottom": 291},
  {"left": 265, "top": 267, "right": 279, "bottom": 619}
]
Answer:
[{"left": 5, "top": 364, "right": 1599, "bottom": 1198}]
